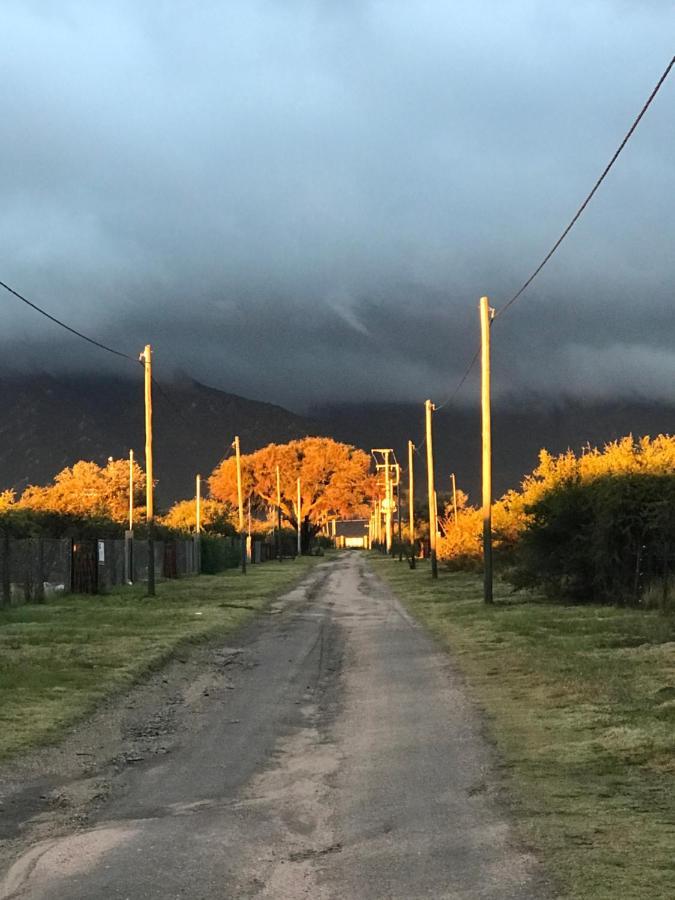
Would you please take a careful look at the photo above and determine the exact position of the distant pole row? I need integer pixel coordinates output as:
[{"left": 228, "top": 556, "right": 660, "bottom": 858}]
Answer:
[{"left": 136, "top": 295, "right": 495, "bottom": 598}]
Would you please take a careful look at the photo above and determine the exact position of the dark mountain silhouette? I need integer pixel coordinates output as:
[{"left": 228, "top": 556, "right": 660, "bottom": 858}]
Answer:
[
  {"left": 0, "top": 373, "right": 321, "bottom": 508},
  {"left": 1, "top": 373, "right": 674, "bottom": 508}
]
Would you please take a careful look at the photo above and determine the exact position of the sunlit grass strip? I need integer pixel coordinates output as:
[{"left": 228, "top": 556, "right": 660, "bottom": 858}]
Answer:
[
  {"left": 0, "top": 557, "right": 322, "bottom": 760},
  {"left": 369, "top": 554, "right": 675, "bottom": 900}
]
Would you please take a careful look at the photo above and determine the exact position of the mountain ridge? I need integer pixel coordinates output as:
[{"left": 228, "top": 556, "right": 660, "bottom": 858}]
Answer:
[{"left": 1, "top": 373, "right": 674, "bottom": 507}]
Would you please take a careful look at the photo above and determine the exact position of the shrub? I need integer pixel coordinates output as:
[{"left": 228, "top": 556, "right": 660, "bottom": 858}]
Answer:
[
  {"left": 507, "top": 473, "right": 675, "bottom": 604},
  {"left": 200, "top": 534, "right": 241, "bottom": 573}
]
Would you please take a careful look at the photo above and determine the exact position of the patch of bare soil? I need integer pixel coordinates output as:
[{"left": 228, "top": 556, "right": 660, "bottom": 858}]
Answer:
[{"left": 0, "top": 639, "right": 257, "bottom": 878}]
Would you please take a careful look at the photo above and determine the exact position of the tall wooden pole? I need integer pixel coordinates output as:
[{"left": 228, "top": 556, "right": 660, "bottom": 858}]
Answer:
[
  {"left": 233, "top": 435, "right": 246, "bottom": 574},
  {"left": 408, "top": 440, "right": 415, "bottom": 550},
  {"left": 128, "top": 449, "right": 134, "bottom": 532},
  {"left": 425, "top": 399, "right": 438, "bottom": 578},
  {"left": 139, "top": 345, "right": 155, "bottom": 596},
  {"left": 195, "top": 474, "right": 201, "bottom": 534},
  {"left": 384, "top": 449, "right": 392, "bottom": 553},
  {"left": 480, "top": 296, "right": 494, "bottom": 604},
  {"left": 297, "top": 477, "right": 302, "bottom": 556},
  {"left": 396, "top": 464, "right": 403, "bottom": 561},
  {"left": 276, "top": 464, "right": 282, "bottom": 562},
  {"left": 451, "top": 472, "right": 458, "bottom": 525}
]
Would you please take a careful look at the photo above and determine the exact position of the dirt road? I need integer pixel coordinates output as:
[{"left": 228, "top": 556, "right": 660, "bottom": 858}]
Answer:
[{"left": 0, "top": 553, "right": 549, "bottom": 899}]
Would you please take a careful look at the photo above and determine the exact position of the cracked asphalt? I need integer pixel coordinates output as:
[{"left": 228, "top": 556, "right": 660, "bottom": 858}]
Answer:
[{"left": 0, "top": 553, "right": 550, "bottom": 899}]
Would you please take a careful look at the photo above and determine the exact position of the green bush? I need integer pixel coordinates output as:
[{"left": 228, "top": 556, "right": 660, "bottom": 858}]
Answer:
[
  {"left": 200, "top": 534, "right": 241, "bottom": 573},
  {"left": 507, "top": 473, "right": 675, "bottom": 604}
]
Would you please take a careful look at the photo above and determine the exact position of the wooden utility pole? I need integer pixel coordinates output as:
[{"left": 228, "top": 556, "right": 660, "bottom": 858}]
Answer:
[
  {"left": 425, "top": 399, "right": 438, "bottom": 579},
  {"left": 276, "top": 464, "right": 282, "bottom": 562},
  {"left": 233, "top": 435, "right": 246, "bottom": 574},
  {"left": 396, "top": 464, "right": 403, "bottom": 561},
  {"left": 451, "top": 473, "right": 458, "bottom": 525},
  {"left": 408, "top": 440, "right": 415, "bottom": 550},
  {"left": 296, "top": 477, "right": 302, "bottom": 556},
  {"left": 140, "top": 344, "right": 155, "bottom": 596},
  {"left": 195, "top": 474, "right": 201, "bottom": 534},
  {"left": 125, "top": 449, "right": 135, "bottom": 585},
  {"left": 480, "top": 295, "right": 494, "bottom": 604},
  {"left": 383, "top": 449, "right": 392, "bottom": 553},
  {"left": 128, "top": 449, "right": 134, "bottom": 532}
]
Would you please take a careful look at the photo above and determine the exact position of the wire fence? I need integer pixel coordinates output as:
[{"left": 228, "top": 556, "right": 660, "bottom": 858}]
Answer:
[
  {"left": 0, "top": 535, "right": 202, "bottom": 605},
  {"left": 0, "top": 532, "right": 295, "bottom": 606}
]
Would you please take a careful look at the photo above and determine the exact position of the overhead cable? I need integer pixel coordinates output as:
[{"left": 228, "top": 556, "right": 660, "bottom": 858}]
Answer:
[
  {"left": 0, "top": 278, "right": 134, "bottom": 361},
  {"left": 496, "top": 54, "right": 674, "bottom": 320}
]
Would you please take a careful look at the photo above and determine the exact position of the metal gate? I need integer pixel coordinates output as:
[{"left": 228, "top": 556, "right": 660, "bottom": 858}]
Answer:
[{"left": 71, "top": 540, "right": 98, "bottom": 594}]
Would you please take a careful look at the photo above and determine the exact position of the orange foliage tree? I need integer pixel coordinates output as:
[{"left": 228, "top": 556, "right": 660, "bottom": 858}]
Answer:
[
  {"left": 19, "top": 459, "right": 146, "bottom": 523},
  {"left": 209, "top": 437, "right": 375, "bottom": 551},
  {"left": 161, "top": 498, "right": 236, "bottom": 534},
  {"left": 436, "top": 435, "right": 675, "bottom": 568},
  {"left": 0, "top": 490, "right": 15, "bottom": 512}
]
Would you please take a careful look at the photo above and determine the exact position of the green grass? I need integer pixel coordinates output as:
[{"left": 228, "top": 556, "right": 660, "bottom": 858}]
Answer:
[
  {"left": 0, "top": 556, "right": 323, "bottom": 760},
  {"left": 369, "top": 554, "right": 675, "bottom": 900}
]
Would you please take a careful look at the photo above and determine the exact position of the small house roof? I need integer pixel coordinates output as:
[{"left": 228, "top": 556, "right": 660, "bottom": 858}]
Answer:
[{"left": 335, "top": 519, "right": 369, "bottom": 538}]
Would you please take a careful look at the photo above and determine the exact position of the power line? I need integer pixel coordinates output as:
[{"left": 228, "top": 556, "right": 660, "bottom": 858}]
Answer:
[
  {"left": 434, "top": 55, "right": 674, "bottom": 412},
  {"left": 435, "top": 345, "right": 481, "bottom": 411},
  {"left": 0, "top": 278, "right": 134, "bottom": 361},
  {"left": 495, "top": 54, "right": 674, "bottom": 320}
]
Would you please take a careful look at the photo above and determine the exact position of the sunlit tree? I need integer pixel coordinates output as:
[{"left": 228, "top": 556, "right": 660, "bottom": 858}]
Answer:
[
  {"left": 18, "top": 459, "right": 146, "bottom": 523},
  {"left": 0, "top": 490, "right": 15, "bottom": 512},
  {"left": 161, "top": 498, "right": 236, "bottom": 534},
  {"left": 209, "top": 437, "right": 375, "bottom": 552}
]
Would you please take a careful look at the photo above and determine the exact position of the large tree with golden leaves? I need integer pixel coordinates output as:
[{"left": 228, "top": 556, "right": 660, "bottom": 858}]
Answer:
[
  {"left": 209, "top": 437, "right": 375, "bottom": 551},
  {"left": 19, "top": 458, "right": 146, "bottom": 523}
]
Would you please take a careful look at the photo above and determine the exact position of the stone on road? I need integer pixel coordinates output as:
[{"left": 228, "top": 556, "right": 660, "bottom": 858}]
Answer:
[{"left": 1, "top": 553, "right": 548, "bottom": 899}]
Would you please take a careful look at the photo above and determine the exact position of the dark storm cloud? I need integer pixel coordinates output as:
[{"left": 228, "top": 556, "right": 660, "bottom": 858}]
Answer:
[{"left": 1, "top": 0, "right": 673, "bottom": 409}]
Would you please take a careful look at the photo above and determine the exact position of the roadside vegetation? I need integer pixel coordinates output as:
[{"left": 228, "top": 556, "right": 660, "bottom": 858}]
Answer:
[
  {"left": 371, "top": 555, "right": 675, "bottom": 900},
  {"left": 0, "top": 556, "right": 323, "bottom": 760},
  {"left": 436, "top": 435, "right": 675, "bottom": 607}
]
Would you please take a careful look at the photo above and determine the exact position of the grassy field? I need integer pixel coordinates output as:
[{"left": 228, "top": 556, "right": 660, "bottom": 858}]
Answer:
[
  {"left": 369, "top": 554, "right": 675, "bottom": 900},
  {"left": 0, "top": 556, "right": 323, "bottom": 761}
]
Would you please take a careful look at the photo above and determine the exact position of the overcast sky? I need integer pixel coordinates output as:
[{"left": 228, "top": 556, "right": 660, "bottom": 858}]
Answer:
[{"left": 1, "top": 1, "right": 673, "bottom": 410}]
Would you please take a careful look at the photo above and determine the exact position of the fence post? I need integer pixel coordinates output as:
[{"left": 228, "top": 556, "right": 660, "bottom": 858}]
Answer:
[
  {"left": 193, "top": 534, "right": 201, "bottom": 574},
  {"left": 35, "top": 538, "right": 45, "bottom": 603},
  {"left": 64, "top": 538, "right": 72, "bottom": 593},
  {"left": 124, "top": 530, "right": 134, "bottom": 584},
  {"left": 1, "top": 530, "right": 10, "bottom": 607}
]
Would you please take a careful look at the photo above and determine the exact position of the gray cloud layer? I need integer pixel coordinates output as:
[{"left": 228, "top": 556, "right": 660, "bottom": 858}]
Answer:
[{"left": 1, "top": 0, "right": 674, "bottom": 410}]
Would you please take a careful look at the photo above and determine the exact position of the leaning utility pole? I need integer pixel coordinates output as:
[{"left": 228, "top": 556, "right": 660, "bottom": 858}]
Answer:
[
  {"left": 451, "top": 472, "right": 458, "bottom": 525},
  {"left": 195, "top": 474, "right": 201, "bottom": 534},
  {"left": 139, "top": 344, "right": 155, "bottom": 596},
  {"left": 296, "top": 477, "right": 302, "bottom": 556},
  {"left": 233, "top": 435, "right": 246, "bottom": 574},
  {"left": 425, "top": 399, "right": 438, "bottom": 579},
  {"left": 480, "top": 295, "right": 494, "bottom": 604},
  {"left": 408, "top": 440, "right": 415, "bottom": 549}
]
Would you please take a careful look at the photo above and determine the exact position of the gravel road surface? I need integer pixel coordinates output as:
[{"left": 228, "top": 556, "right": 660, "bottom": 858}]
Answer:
[{"left": 0, "top": 553, "right": 549, "bottom": 899}]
